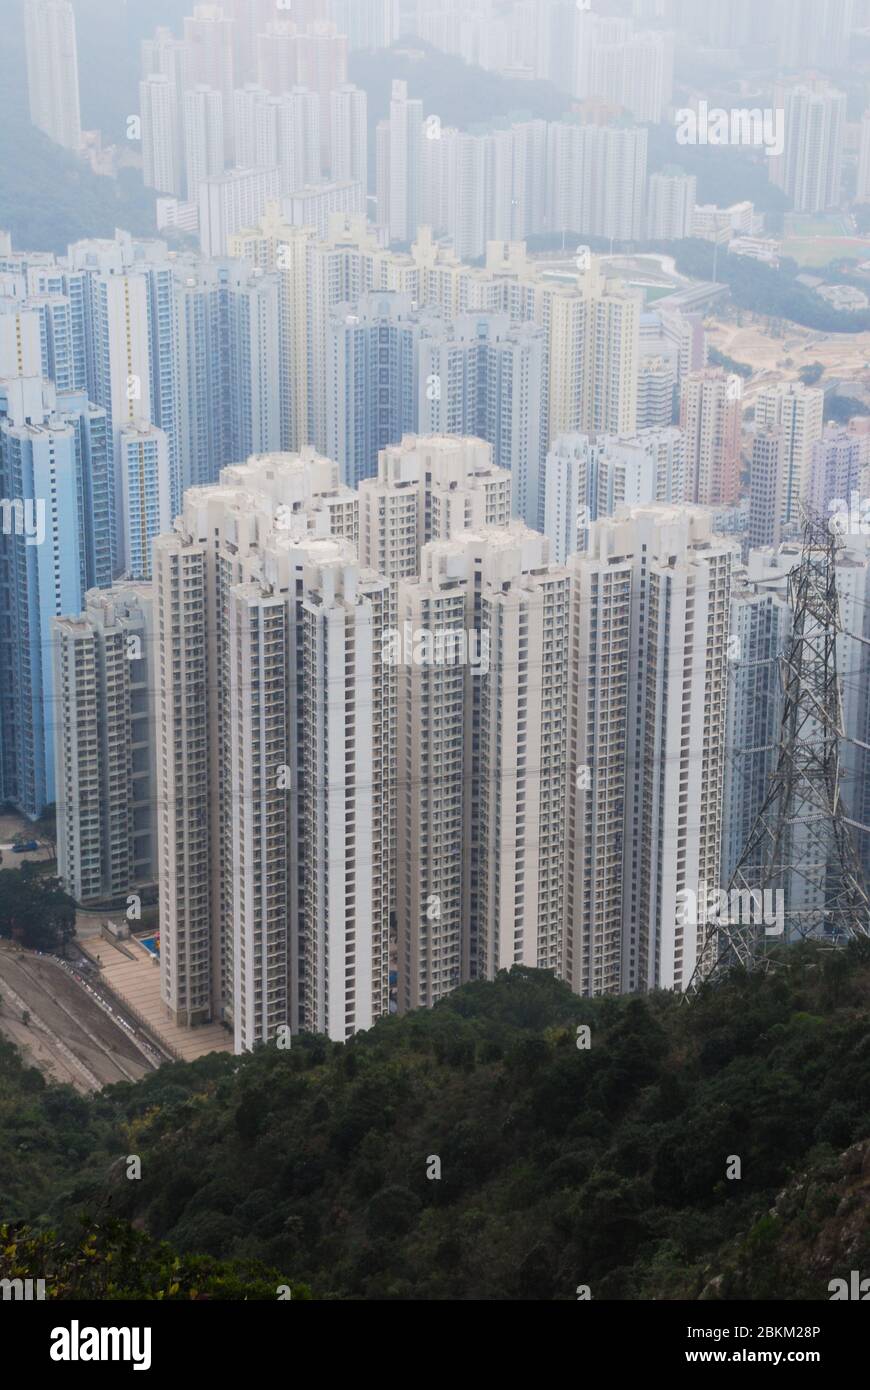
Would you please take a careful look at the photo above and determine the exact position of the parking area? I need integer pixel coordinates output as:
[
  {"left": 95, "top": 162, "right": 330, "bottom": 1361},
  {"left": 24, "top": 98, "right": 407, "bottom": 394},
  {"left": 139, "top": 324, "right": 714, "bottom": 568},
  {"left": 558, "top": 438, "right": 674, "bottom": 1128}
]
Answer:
[{"left": 0, "top": 810, "right": 54, "bottom": 869}]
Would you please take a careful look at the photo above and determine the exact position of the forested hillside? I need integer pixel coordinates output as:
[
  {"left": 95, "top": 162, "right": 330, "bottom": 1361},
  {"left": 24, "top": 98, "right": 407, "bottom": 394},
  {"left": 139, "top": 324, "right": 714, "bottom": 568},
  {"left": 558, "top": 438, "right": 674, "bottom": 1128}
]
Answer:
[
  {"left": 0, "top": 8, "right": 157, "bottom": 254},
  {"left": 3, "top": 945, "right": 870, "bottom": 1299}
]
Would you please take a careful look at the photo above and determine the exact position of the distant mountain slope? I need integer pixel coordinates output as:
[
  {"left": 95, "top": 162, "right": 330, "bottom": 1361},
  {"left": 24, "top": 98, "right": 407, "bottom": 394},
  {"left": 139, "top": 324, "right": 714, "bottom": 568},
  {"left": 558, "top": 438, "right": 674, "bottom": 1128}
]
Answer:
[
  {"left": 3, "top": 944, "right": 870, "bottom": 1300},
  {"left": 349, "top": 39, "right": 572, "bottom": 132},
  {"left": 0, "top": 4, "right": 157, "bottom": 254},
  {"left": 71, "top": 0, "right": 193, "bottom": 140}
]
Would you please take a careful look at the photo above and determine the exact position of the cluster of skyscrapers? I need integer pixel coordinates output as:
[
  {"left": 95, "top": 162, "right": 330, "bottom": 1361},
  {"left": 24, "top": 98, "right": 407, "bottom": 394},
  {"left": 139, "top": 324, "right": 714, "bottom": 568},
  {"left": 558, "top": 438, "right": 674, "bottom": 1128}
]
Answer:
[
  {"left": 5, "top": 0, "right": 870, "bottom": 1052},
  {"left": 411, "top": 0, "right": 855, "bottom": 87},
  {"left": 22, "top": 0, "right": 864, "bottom": 259}
]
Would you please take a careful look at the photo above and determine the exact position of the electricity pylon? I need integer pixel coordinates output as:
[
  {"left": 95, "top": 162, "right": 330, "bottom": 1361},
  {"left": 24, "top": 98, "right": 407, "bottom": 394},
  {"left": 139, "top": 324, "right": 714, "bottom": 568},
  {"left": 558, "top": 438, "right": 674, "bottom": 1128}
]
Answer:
[{"left": 688, "top": 509, "right": 870, "bottom": 994}]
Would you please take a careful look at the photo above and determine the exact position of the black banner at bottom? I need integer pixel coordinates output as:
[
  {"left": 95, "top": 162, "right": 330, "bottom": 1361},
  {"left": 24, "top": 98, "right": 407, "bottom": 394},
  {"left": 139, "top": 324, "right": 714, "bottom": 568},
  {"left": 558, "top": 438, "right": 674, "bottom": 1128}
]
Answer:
[{"left": 1, "top": 1295, "right": 865, "bottom": 1376}]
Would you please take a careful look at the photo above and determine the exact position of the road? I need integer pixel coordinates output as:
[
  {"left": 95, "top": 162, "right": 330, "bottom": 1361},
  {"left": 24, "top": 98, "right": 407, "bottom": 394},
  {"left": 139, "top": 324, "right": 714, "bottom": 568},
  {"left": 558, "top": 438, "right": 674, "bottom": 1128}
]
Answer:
[{"left": 0, "top": 944, "right": 159, "bottom": 1093}]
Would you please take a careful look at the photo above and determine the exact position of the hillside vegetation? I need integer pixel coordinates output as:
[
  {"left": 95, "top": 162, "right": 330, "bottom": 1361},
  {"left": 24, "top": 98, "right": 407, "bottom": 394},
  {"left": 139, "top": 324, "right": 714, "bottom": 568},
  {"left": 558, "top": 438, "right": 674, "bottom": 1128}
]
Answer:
[
  {"left": 0, "top": 25, "right": 156, "bottom": 254},
  {"left": 3, "top": 944, "right": 870, "bottom": 1299}
]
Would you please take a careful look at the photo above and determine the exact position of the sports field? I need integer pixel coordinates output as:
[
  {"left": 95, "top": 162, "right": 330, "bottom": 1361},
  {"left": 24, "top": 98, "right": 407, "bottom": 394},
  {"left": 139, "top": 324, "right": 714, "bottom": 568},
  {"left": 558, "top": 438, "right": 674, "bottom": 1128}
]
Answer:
[
  {"left": 782, "top": 215, "right": 870, "bottom": 268},
  {"left": 781, "top": 236, "right": 870, "bottom": 268}
]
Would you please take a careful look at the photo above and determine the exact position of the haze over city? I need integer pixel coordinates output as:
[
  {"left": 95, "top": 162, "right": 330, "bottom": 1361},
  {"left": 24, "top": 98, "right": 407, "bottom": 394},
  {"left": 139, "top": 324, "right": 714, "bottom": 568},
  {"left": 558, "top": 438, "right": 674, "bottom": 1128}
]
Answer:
[{"left": 1, "top": 0, "right": 870, "bottom": 1340}]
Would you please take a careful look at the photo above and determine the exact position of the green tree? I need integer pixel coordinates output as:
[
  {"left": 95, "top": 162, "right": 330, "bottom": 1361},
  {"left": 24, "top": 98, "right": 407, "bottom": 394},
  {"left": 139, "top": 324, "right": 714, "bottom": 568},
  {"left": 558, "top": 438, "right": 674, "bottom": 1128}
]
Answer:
[
  {"left": 799, "top": 362, "right": 824, "bottom": 385},
  {"left": 0, "top": 867, "right": 76, "bottom": 952}
]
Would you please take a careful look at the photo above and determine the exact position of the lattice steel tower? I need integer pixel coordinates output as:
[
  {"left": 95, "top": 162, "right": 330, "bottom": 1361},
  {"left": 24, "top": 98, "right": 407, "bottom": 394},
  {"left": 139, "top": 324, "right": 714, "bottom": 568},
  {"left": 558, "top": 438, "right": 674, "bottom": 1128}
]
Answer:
[{"left": 690, "top": 510, "right": 870, "bottom": 992}]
